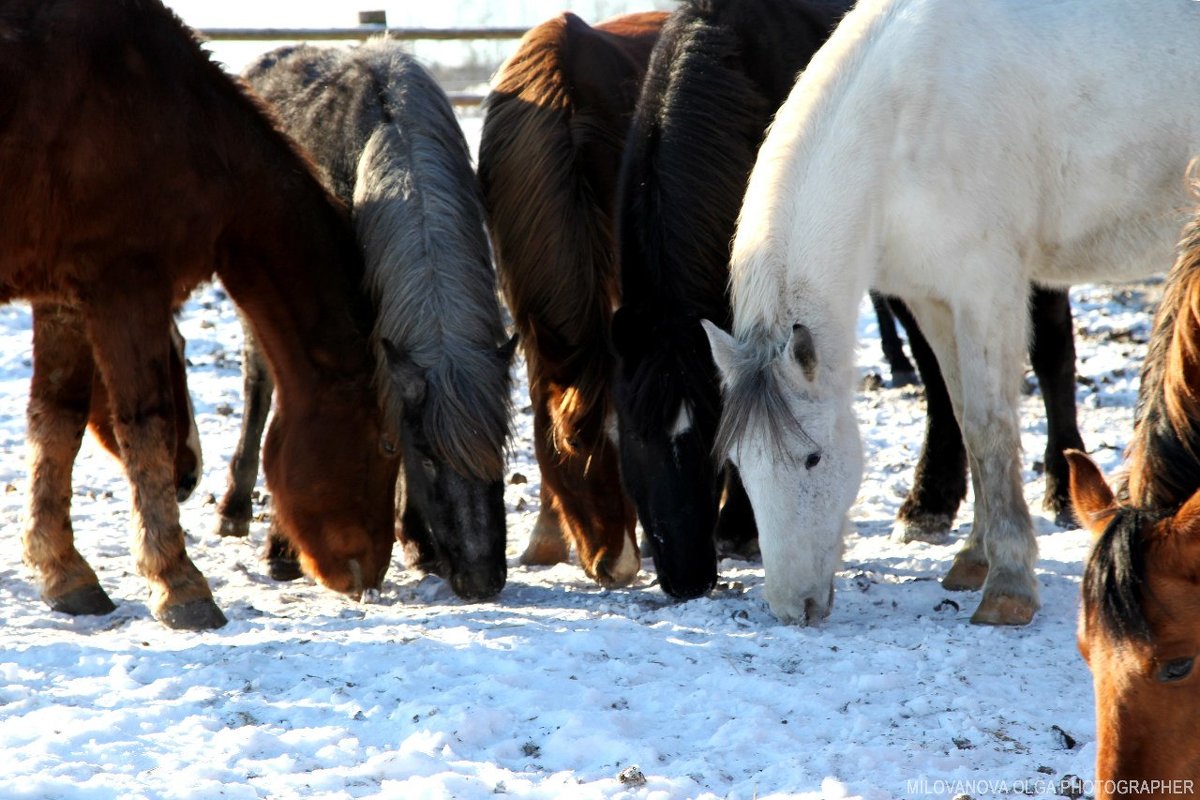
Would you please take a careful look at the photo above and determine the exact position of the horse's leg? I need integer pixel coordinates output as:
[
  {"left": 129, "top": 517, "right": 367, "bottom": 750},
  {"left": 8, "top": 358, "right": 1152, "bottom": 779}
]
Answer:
[
  {"left": 523, "top": 485, "right": 571, "bottom": 566},
  {"left": 870, "top": 291, "right": 918, "bottom": 386},
  {"left": 911, "top": 292, "right": 1039, "bottom": 625},
  {"left": 904, "top": 297, "right": 987, "bottom": 590},
  {"left": 889, "top": 297, "right": 969, "bottom": 544},
  {"left": 23, "top": 303, "right": 116, "bottom": 615},
  {"left": 1028, "top": 287, "right": 1084, "bottom": 527},
  {"left": 84, "top": 288, "right": 226, "bottom": 630},
  {"left": 713, "top": 464, "right": 759, "bottom": 559},
  {"left": 216, "top": 320, "right": 273, "bottom": 537}
]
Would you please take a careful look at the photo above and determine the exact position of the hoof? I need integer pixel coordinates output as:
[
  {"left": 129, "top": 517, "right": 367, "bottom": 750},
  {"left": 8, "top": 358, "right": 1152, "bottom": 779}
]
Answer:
[
  {"left": 519, "top": 536, "right": 570, "bottom": 566},
  {"left": 1044, "top": 499, "right": 1077, "bottom": 529},
  {"left": 892, "top": 513, "right": 954, "bottom": 545},
  {"left": 970, "top": 592, "right": 1037, "bottom": 626},
  {"left": 267, "top": 556, "right": 303, "bottom": 582},
  {"left": 714, "top": 535, "right": 761, "bottom": 561},
  {"left": 942, "top": 556, "right": 989, "bottom": 591},
  {"left": 46, "top": 585, "right": 117, "bottom": 616},
  {"left": 156, "top": 598, "right": 228, "bottom": 630},
  {"left": 890, "top": 369, "right": 920, "bottom": 388},
  {"left": 215, "top": 515, "right": 250, "bottom": 538}
]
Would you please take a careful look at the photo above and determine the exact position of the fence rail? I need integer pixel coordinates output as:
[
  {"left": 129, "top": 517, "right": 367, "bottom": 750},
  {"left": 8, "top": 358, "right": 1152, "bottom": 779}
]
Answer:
[{"left": 198, "top": 23, "right": 527, "bottom": 106}]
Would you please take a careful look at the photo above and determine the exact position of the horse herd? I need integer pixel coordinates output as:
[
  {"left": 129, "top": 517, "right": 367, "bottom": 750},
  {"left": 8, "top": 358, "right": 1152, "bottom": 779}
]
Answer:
[{"left": 3, "top": 0, "right": 1200, "bottom": 788}]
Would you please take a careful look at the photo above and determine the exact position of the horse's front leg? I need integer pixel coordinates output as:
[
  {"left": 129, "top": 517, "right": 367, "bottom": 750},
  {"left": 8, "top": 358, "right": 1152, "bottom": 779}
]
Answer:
[
  {"left": 84, "top": 290, "right": 226, "bottom": 630},
  {"left": 910, "top": 293, "right": 1039, "bottom": 625},
  {"left": 216, "top": 319, "right": 273, "bottom": 537},
  {"left": 1028, "top": 287, "right": 1084, "bottom": 526},
  {"left": 23, "top": 302, "right": 116, "bottom": 615}
]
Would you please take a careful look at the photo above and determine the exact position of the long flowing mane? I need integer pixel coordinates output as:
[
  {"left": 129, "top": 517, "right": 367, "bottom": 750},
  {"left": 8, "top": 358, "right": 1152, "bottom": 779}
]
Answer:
[
  {"left": 617, "top": 0, "right": 851, "bottom": 437},
  {"left": 1083, "top": 508, "right": 1161, "bottom": 644},
  {"left": 1123, "top": 214, "right": 1200, "bottom": 507},
  {"left": 246, "top": 41, "right": 511, "bottom": 481},
  {"left": 479, "top": 13, "right": 657, "bottom": 446}
]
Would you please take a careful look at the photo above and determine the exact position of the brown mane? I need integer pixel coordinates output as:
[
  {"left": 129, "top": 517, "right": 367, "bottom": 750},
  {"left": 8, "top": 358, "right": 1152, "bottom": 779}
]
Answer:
[{"left": 1123, "top": 211, "right": 1200, "bottom": 508}]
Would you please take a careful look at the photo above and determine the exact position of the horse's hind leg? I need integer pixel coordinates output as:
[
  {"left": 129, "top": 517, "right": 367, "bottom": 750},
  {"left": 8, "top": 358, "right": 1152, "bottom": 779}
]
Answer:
[
  {"left": 216, "top": 320, "right": 273, "bottom": 537},
  {"left": 22, "top": 303, "right": 116, "bottom": 616},
  {"left": 1028, "top": 287, "right": 1084, "bottom": 527},
  {"left": 870, "top": 291, "right": 918, "bottom": 385},
  {"left": 84, "top": 289, "right": 225, "bottom": 630},
  {"left": 889, "top": 298, "right": 968, "bottom": 544}
]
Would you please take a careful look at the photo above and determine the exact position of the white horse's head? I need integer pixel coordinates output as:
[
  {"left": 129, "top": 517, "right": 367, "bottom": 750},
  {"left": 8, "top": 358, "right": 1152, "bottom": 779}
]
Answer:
[{"left": 703, "top": 320, "right": 862, "bottom": 624}]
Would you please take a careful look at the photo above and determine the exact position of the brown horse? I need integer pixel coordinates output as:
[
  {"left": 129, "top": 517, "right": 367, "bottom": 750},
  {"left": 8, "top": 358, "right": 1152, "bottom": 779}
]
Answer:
[
  {"left": 1068, "top": 213, "right": 1200, "bottom": 790},
  {"left": 478, "top": 12, "right": 666, "bottom": 588},
  {"left": 2, "top": 0, "right": 399, "bottom": 629}
]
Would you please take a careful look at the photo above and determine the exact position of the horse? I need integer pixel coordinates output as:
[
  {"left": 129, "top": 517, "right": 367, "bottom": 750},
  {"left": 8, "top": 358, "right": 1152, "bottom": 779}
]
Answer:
[
  {"left": 613, "top": 0, "right": 1085, "bottom": 600},
  {"left": 478, "top": 11, "right": 666, "bottom": 588},
  {"left": 1068, "top": 209, "right": 1200, "bottom": 790},
  {"left": 236, "top": 40, "right": 515, "bottom": 601},
  {"left": 1, "top": 0, "right": 400, "bottom": 629},
  {"left": 703, "top": 0, "right": 1200, "bottom": 626}
]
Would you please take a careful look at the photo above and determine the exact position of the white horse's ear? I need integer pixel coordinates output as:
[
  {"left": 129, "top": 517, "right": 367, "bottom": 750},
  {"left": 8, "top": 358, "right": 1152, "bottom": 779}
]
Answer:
[
  {"left": 701, "top": 319, "right": 736, "bottom": 381},
  {"left": 790, "top": 323, "right": 817, "bottom": 381}
]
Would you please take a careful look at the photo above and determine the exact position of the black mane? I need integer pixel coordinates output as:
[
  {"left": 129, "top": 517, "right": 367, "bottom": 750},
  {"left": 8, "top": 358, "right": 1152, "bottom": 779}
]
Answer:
[
  {"left": 1083, "top": 507, "right": 1162, "bottom": 644},
  {"left": 615, "top": 0, "right": 853, "bottom": 424}
]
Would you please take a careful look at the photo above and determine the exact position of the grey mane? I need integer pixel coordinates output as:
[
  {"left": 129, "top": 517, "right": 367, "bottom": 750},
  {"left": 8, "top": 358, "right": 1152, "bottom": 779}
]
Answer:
[{"left": 245, "top": 40, "right": 512, "bottom": 480}]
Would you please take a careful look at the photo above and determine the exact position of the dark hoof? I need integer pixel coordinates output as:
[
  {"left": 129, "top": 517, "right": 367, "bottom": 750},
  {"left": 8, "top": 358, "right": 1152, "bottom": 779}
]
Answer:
[
  {"left": 215, "top": 515, "right": 251, "bottom": 538},
  {"left": 267, "top": 556, "right": 303, "bottom": 582},
  {"left": 892, "top": 513, "right": 954, "bottom": 545},
  {"left": 715, "top": 536, "right": 760, "bottom": 561},
  {"left": 157, "top": 598, "right": 228, "bottom": 630},
  {"left": 890, "top": 369, "right": 920, "bottom": 388},
  {"left": 47, "top": 585, "right": 117, "bottom": 616}
]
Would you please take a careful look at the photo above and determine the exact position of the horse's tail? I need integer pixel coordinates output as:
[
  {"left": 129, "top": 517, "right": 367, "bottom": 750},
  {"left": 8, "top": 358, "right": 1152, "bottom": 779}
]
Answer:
[
  {"left": 479, "top": 13, "right": 635, "bottom": 450},
  {"left": 1125, "top": 201, "right": 1200, "bottom": 507},
  {"left": 353, "top": 41, "right": 511, "bottom": 481}
]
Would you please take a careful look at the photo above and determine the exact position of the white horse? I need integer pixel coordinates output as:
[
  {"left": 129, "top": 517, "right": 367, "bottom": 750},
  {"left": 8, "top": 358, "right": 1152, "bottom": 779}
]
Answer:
[{"left": 703, "top": 0, "right": 1200, "bottom": 626}]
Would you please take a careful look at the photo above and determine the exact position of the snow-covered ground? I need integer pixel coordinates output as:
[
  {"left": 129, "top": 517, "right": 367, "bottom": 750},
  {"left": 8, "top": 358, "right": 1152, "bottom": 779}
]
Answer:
[{"left": 0, "top": 258, "right": 1157, "bottom": 799}]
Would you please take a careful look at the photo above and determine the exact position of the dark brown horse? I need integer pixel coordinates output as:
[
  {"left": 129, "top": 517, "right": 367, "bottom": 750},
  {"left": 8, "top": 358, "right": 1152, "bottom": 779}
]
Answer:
[
  {"left": 2, "top": 0, "right": 399, "bottom": 629},
  {"left": 478, "top": 12, "right": 666, "bottom": 588},
  {"left": 1069, "top": 213, "right": 1200, "bottom": 792}
]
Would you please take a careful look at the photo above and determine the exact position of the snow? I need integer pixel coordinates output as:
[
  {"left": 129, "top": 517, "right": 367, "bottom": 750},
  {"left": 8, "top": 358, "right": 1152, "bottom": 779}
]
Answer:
[
  {"left": 0, "top": 268, "right": 1154, "bottom": 798},
  {"left": 0, "top": 8, "right": 1156, "bottom": 799}
]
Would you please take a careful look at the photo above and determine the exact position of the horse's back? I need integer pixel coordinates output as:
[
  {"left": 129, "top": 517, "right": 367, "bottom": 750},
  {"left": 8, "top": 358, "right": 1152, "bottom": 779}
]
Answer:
[{"left": 761, "top": 0, "right": 1200, "bottom": 297}]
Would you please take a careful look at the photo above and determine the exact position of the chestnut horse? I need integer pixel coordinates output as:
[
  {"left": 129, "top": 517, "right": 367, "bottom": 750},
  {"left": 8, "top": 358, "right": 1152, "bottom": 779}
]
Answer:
[
  {"left": 234, "top": 40, "right": 515, "bottom": 601},
  {"left": 1069, "top": 212, "right": 1200, "bottom": 791},
  {"left": 478, "top": 12, "right": 666, "bottom": 588},
  {"left": 2, "top": 0, "right": 400, "bottom": 629}
]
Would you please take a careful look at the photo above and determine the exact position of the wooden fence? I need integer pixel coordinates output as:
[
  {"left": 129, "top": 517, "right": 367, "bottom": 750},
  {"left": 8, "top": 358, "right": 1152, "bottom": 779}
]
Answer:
[{"left": 199, "top": 15, "right": 529, "bottom": 107}]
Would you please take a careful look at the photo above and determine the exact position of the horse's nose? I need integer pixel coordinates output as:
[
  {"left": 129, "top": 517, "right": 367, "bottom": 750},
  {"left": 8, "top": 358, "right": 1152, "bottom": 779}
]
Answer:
[{"left": 450, "top": 566, "right": 506, "bottom": 602}]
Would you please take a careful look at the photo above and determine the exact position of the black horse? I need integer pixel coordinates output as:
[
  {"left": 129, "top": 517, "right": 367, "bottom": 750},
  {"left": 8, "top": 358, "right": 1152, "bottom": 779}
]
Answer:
[{"left": 614, "top": 0, "right": 1083, "bottom": 599}]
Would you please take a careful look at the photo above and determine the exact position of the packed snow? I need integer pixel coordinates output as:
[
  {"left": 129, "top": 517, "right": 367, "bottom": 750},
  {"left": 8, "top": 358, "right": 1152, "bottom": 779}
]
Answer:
[{"left": 0, "top": 7, "right": 1161, "bottom": 799}]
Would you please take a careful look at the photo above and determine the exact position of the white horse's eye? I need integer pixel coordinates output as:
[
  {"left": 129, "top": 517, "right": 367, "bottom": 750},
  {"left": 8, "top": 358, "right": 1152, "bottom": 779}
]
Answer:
[{"left": 805, "top": 452, "right": 822, "bottom": 470}]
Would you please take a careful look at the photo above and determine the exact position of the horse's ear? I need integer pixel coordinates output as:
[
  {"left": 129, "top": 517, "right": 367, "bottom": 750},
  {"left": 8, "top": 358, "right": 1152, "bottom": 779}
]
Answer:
[
  {"left": 790, "top": 323, "right": 817, "bottom": 382},
  {"left": 381, "top": 338, "right": 427, "bottom": 405},
  {"left": 497, "top": 333, "right": 519, "bottom": 365},
  {"left": 701, "top": 319, "right": 736, "bottom": 382},
  {"left": 1065, "top": 449, "right": 1117, "bottom": 538}
]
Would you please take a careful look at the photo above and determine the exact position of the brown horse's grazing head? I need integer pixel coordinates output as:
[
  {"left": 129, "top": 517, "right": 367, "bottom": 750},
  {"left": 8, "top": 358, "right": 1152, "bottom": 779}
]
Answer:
[
  {"left": 262, "top": 382, "right": 401, "bottom": 598},
  {"left": 1068, "top": 450, "right": 1200, "bottom": 792}
]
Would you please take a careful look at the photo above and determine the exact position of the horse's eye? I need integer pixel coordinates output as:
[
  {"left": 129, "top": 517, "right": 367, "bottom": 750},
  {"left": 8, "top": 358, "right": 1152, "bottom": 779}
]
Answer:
[
  {"left": 1157, "top": 657, "right": 1194, "bottom": 683},
  {"left": 805, "top": 452, "right": 822, "bottom": 470},
  {"left": 379, "top": 437, "right": 397, "bottom": 457},
  {"left": 420, "top": 457, "right": 436, "bottom": 476},
  {"left": 566, "top": 436, "right": 581, "bottom": 450}
]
